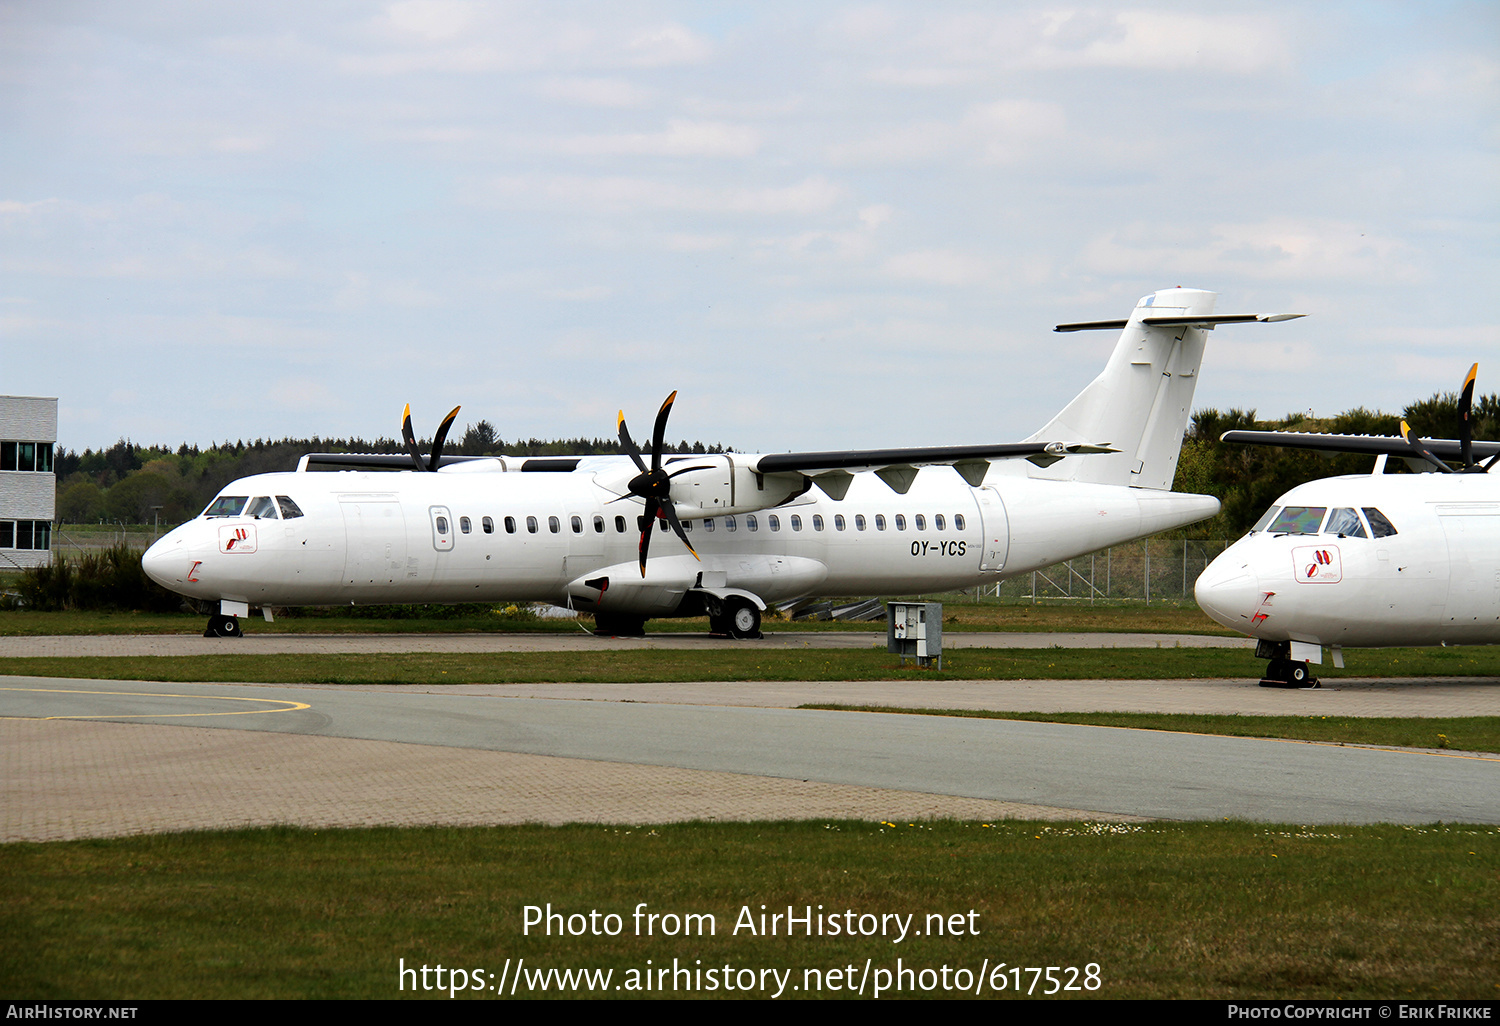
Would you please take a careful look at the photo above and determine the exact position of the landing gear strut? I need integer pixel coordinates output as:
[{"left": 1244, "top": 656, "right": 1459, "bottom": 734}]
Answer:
[
  {"left": 1257, "top": 641, "right": 1318, "bottom": 689},
  {"left": 204, "top": 614, "right": 242, "bottom": 638}
]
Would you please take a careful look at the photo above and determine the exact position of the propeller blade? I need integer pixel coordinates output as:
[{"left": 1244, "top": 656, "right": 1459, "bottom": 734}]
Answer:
[
  {"left": 429, "top": 405, "right": 461, "bottom": 472},
  {"left": 667, "top": 464, "right": 714, "bottom": 479},
  {"left": 650, "top": 390, "right": 677, "bottom": 473},
  {"left": 637, "top": 500, "right": 658, "bottom": 576},
  {"left": 401, "top": 405, "right": 427, "bottom": 473},
  {"left": 1460, "top": 363, "right": 1477, "bottom": 469},
  {"left": 1401, "top": 420, "right": 1453, "bottom": 473},
  {"left": 659, "top": 503, "right": 700, "bottom": 562},
  {"left": 617, "top": 411, "right": 649, "bottom": 475}
]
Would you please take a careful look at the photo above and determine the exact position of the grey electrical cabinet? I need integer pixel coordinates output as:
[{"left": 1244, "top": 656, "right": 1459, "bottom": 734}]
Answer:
[{"left": 886, "top": 601, "right": 942, "bottom": 669}]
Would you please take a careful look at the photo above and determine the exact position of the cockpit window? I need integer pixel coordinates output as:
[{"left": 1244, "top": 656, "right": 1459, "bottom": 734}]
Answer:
[
  {"left": 246, "top": 496, "right": 279, "bottom": 519},
  {"left": 1250, "top": 506, "right": 1281, "bottom": 533},
  {"left": 1324, "top": 508, "right": 1366, "bottom": 538},
  {"left": 276, "top": 496, "right": 304, "bottom": 519},
  {"left": 204, "top": 495, "right": 248, "bottom": 518},
  {"left": 1268, "top": 506, "right": 1326, "bottom": 535},
  {"left": 1363, "top": 507, "right": 1398, "bottom": 538}
]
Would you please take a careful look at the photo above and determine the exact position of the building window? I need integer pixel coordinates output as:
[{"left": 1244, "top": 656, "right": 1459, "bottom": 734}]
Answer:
[
  {"left": 0, "top": 520, "right": 50, "bottom": 550},
  {"left": 0, "top": 442, "right": 53, "bottom": 473}
]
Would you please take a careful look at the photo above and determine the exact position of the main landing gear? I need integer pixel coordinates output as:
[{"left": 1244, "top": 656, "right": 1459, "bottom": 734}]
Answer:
[
  {"left": 1256, "top": 641, "right": 1319, "bottom": 689},
  {"left": 204, "top": 614, "right": 242, "bottom": 638},
  {"left": 709, "top": 597, "right": 762, "bottom": 640}
]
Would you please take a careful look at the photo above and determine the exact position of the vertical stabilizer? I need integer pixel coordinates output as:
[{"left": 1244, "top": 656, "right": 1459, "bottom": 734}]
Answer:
[{"left": 1025, "top": 287, "right": 1215, "bottom": 489}]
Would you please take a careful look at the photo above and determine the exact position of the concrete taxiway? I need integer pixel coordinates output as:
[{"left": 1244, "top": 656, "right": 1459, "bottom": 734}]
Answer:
[{"left": 4, "top": 649, "right": 1497, "bottom": 840}]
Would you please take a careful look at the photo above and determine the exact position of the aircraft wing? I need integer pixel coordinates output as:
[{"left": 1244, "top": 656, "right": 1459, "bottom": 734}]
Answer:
[
  {"left": 1055, "top": 313, "right": 1304, "bottom": 332},
  {"left": 748, "top": 441, "right": 1116, "bottom": 493},
  {"left": 297, "top": 453, "right": 581, "bottom": 472},
  {"left": 1220, "top": 430, "right": 1500, "bottom": 462}
]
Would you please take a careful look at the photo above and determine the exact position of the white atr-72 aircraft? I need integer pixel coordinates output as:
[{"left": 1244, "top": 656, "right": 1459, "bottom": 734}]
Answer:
[
  {"left": 1195, "top": 364, "right": 1500, "bottom": 687},
  {"left": 143, "top": 287, "right": 1301, "bottom": 638}
]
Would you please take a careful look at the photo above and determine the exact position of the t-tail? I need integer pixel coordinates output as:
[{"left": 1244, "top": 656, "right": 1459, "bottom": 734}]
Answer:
[{"left": 1024, "top": 287, "right": 1302, "bottom": 489}]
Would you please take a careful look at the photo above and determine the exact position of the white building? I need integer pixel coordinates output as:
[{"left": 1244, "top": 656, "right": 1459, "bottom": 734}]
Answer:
[{"left": 0, "top": 396, "right": 57, "bottom": 569}]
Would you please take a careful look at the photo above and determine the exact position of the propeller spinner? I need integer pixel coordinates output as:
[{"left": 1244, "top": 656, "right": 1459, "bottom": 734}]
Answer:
[{"left": 616, "top": 390, "right": 711, "bottom": 576}]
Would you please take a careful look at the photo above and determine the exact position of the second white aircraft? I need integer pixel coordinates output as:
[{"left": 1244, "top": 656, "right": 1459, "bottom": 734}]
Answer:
[{"left": 143, "top": 287, "right": 1301, "bottom": 638}]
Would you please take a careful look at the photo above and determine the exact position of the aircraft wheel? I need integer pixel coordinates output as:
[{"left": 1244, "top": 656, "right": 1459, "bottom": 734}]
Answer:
[
  {"left": 1289, "top": 661, "right": 1317, "bottom": 688},
  {"left": 726, "top": 599, "right": 762, "bottom": 640},
  {"left": 205, "top": 614, "right": 242, "bottom": 638}
]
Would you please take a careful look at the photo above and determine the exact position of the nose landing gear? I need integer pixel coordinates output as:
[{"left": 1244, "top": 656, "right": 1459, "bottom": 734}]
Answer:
[
  {"left": 204, "top": 614, "right": 242, "bottom": 638},
  {"left": 1256, "top": 641, "right": 1319, "bottom": 689}
]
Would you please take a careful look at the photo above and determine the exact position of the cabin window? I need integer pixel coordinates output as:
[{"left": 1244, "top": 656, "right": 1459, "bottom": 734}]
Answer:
[
  {"left": 875, "top": 514, "right": 886, "bottom": 531},
  {"left": 934, "top": 514, "right": 945, "bottom": 531},
  {"left": 895, "top": 514, "right": 907, "bottom": 531},
  {"left": 1363, "top": 508, "right": 1398, "bottom": 538},
  {"left": 615, "top": 515, "right": 626, "bottom": 533},
  {"left": 790, "top": 515, "right": 803, "bottom": 531},
  {"left": 549, "top": 516, "right": 560, "bottom": 534},
  {"left": 725, "top": 516, "right": 737, "bottom": 532},
  {"left": 247, "top": 496, "right": 279, "bottom": 519},
  {"left": 483, "top": 516, "right": 494, "bottom": 534},
  {"left": 593, "top": 515, "right": 604, "bottom": 533},
  {"left": 812, "top": 515, "right": 824, "bottom": 531},
  {"left": 682, "top": 519, "right": 693, "bottom": 532},
  {"left": 834, "top": 514, "right": 846, "bottom": 531},
  {"left": 954, "top": 514, "right": 965, "bottom": 531},
  {"left": 914, "top": 514, "right": 926, "bottom": 531},
  {"left": 855, "top": 514, "right": 867, "bottom": 531},
  {"left": 276, "top": 496, "right": 304, "bottom": 519},
  {"left": 570, "top": 515, "right": 582, "bottom": 534},
  {"left": 526, "top": 516, "right": 538, "bottom": 534},
  {"left": 204, "top": 495, "right": 248, "bottom": 518},
  {"left": 1324, "top": 508, "right": 1366, "bottom": 538},
  {"left": 435, "top": 516, "right": 449, "bottom": 534},
  {"left": 459, "top": 516, "right": 472, "bottom": 534},
  {"left": 746, "top": 515, "right": 758, "bottom": 532},
  {"left": 768, "top": 515, "right": 781, "bottom": 531},
  {"left": 505, "top": 516, "right": 516, "bottom": 534},
  {"left": 1250, "top": 506, "right": 1281, "bottom": 533},
  {"left": 1268, "top": 507, "right": 1326, "bottom": 535},
  {"left": 659, "top": 518, "right": 669, "bottom": 532},
  {"left": 704, "top": 518, "right": 715, "bottom": 532}
]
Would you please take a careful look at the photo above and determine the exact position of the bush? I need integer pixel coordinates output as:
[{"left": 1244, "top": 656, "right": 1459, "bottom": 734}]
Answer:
[{"left": 15, "top": 544, "right": 182, "bottom": 612}]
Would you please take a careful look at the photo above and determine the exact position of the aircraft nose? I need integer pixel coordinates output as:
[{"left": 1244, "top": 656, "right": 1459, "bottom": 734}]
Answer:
[
  {"left": 1194, "top": 559, "right": 1262, "bottom": 632},
  {"left": 142, "top": 530, "right": 196, "bottom": 590}
]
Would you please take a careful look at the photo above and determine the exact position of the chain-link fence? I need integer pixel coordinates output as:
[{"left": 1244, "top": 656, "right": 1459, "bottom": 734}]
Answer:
[{"left": 984, "top": 539, "right": 1233, "bottom": 604}]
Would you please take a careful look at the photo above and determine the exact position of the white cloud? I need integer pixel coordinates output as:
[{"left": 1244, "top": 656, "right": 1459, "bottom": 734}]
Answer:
[
  {"left": 533, "top": 76, "right": 654, "bottom": 108},
  {"left": 1081, "top": 219, "right": 1424, "bottom": 284},
  {"left": 551, "top": 119, "right": 761, "bottom": 158},
  {"left": 478, "top": 174, "right": 847, "bottom": 216},
  {"left": 883, "top": 249, "right": 994, "bottom": 287}
]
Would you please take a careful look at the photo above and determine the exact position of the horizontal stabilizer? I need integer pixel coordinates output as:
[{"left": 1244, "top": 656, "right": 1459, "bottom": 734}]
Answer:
[{"left": 1054, "top": 313, "right": 1304, "bottom": 332}]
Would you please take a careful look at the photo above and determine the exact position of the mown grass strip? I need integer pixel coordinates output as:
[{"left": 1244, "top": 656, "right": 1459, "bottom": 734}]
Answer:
[
  {"left": 2, "top": 821, "right": 1494, "bottom": 1000},
  {"left": 799, "top": 706, "right": 1500, "bottom": 755},
  {"left": 2, "top": 645, "right": 1499, "bottom": 685}
]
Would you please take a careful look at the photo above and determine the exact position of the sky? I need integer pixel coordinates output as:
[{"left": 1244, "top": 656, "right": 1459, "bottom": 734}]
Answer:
[{"left": 2, "top": 1, "right": 1496, "bottom": 455}]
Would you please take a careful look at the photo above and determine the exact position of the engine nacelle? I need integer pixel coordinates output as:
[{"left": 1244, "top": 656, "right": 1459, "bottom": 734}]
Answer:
[{"left": 662, "top": 455, "right": 808, "bottom": 517}]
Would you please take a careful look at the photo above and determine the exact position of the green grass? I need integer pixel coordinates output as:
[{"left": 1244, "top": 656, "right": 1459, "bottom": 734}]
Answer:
[
  {"left": 2, "top": 822, "right": 1494, "bottom": 1000},
  {"left": 3, "top": 645, "right": 1498, "bottom": 687},
  {"left": 800, "top": 707, "right": 1500, "bottom": 755}
]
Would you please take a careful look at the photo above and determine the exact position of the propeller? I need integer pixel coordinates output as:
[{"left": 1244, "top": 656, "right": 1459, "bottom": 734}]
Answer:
[
  {"left": 616, "top": 390, "right": 711, "bottom": 576},
  {"left": 1459, "top": 363, "right": 1479, "bottom": 471},
  {"left": 402, "top": 404, "right": 462, "bottom": 472},
  {"left": 1399, "top": 419, "right": 1452, "bottom": 474}
]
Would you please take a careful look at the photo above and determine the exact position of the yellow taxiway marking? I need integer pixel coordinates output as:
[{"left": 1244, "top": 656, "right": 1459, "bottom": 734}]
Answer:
[{"left": 0, "top": 686, "right": 310, "bottom": 719}]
